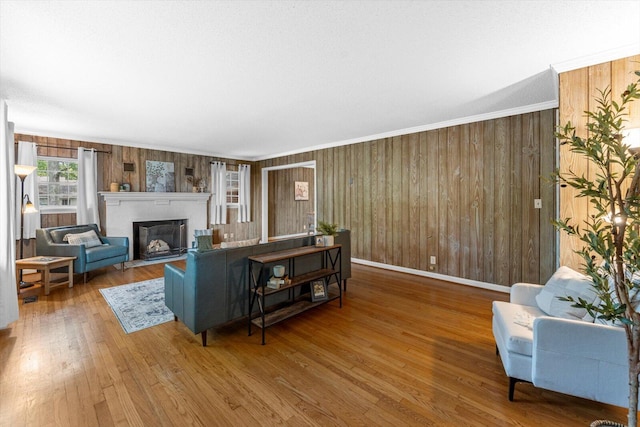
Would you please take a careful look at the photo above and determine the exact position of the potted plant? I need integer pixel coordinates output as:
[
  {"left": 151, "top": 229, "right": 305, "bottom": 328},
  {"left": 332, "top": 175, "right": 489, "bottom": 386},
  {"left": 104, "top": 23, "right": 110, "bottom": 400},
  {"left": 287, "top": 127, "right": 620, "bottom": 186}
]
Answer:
[
  {"left": 317, "top": 220, "right": 339, "bottom": 246},
  {"left": 554, "top": 71, "right": 640, "bottom": 427}
]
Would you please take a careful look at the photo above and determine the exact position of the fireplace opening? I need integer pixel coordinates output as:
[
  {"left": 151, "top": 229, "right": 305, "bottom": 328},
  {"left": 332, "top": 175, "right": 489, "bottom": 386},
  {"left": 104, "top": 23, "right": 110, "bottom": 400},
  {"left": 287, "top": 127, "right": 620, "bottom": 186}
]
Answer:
[{"left": 133, "top": 219, "right": 187, "bottom": 260}]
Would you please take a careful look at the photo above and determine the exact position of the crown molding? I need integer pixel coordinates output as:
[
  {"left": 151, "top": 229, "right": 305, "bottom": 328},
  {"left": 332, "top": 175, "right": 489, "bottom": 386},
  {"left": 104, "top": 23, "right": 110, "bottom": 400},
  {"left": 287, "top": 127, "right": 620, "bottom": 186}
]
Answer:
[{"left": 551, "top": 43, "right": 640, "bottom": 74}]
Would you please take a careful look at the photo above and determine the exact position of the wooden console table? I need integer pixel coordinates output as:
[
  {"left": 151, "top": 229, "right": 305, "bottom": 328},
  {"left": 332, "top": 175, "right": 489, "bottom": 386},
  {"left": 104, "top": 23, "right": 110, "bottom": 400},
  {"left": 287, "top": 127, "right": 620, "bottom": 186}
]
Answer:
[
  {"left": 248, "top": 245, "right": 342, "bottom": 345},
  {"left": 16, "top": 256, "right": 76, "bottom": 295}
]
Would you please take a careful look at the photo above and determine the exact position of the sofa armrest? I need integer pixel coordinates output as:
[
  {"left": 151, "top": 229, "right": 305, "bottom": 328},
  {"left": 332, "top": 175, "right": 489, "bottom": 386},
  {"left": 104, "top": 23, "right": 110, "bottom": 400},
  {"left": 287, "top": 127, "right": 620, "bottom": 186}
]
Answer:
[
  {"left": 532, "top": 316, "right": 628, "bottom": 407},
  {"left": 164, "top": 263, "right": 186, "bottom": 321},
  {"left": 102, "top": 236, "right": 129, "bottom": 248},
  {"left": 37, "top": 241, "right": 88, "bottom": 273},
  {"left": 510, "top": 283, "right": 543, "bottom": 306}
]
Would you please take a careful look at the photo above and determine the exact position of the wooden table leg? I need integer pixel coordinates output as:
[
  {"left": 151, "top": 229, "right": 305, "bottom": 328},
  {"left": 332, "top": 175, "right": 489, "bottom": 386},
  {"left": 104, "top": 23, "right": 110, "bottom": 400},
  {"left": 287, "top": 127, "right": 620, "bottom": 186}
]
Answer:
[
  {"left": 67, "top": 260, "right": 74, "bottom": 289},
  {"left": 16, "top": 267, "right": 21, "bottom": 295},
  {"left": 43, "top": 267, "right": 51, "bottom": 296}
]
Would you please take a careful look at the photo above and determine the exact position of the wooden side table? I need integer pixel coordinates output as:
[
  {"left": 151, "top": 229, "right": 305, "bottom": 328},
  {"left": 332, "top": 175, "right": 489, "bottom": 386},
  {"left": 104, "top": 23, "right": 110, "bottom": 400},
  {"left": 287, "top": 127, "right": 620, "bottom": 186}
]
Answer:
[{"left": 16, "top": 256, "right": 76, "bottom": 296}]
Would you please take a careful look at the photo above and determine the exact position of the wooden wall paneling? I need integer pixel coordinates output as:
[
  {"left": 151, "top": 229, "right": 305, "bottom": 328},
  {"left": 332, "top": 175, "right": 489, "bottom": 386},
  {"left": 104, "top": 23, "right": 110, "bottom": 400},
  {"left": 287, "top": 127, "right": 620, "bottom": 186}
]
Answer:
[
  {"left": 323, "top": 148, "right": 334, "bottom": 223},
  {"left": 539, "top": 109, "right": 556, "bottom": 282},
  {"left": 398, "top": 135, "right": 410, "bottom": 267},
  {"left": 458, "top": 124, "right": 470, "bottom": 279},
  {"left": 446, "top": 126, "right": 461, "bottom": 277},
  {"left": 314, "top": 149, "right": 324, "bottom": 231},
  {"left": 521, "top": 113, "right": 538, "bottom": 283},
  {"left": 469, "top": 122, "right": 483, "bottom": 279},
  {"left": 559, "top": 67, "right": 589, "bottom": 270},
  {"left": 408, "top": 133, "right": 420, "bottom": 270},
  {"left": 336, "top": 145, "right": 347, "bottom": 230},
  {"left": 373, "top": 139, "right": 387, "bottom": 263},
  {"left": 425, "top": 130, "right": 439, "bottom": 273},
  {"left": 390, "top": 136, "right": 401, "bottom": 266},
  {"left": 418, "top": 132, "right": 429, "bottom": 272},
  {"left": 510, "top": 115, "right": 523, "bottom": 285},
  {"left": 494, "top": 117, "right": 510, "bottom": 286},
  {"left": 482, "top": 120, "right": 495, "bottom": 283},
  {"left": 437, "top": 129, "right": 448, "bottom": 274},
  {"left": 361, "top": 141, "right": 372, "bottom": 261},
  {"left": 381, "top": 138, "right": 396, "bottom": 265}
]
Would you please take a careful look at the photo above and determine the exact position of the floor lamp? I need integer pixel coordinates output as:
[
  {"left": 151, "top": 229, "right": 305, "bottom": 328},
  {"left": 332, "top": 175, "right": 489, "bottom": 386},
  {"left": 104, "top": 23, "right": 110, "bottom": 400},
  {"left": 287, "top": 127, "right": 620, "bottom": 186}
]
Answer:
[{"left": 15, "top": 164, "right": 38, "bottom": 288}]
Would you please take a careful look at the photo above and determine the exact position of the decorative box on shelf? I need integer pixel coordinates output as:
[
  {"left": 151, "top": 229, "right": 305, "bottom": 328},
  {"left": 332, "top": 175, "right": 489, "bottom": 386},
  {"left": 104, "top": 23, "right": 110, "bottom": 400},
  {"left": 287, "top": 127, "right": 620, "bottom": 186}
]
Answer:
[{"left": 267, "top": 275, "right": 291, "bottom": 289}]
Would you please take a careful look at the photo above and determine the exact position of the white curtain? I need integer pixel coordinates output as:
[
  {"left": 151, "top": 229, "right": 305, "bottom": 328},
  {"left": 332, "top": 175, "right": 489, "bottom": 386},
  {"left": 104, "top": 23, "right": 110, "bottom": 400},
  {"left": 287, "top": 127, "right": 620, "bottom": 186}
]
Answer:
[
  {"left": 237, "top": 164, "right": 251, "bottom": 223},
  {"left": 211, "top": 161, "right": 227, "bottom": 225},
  {"left": 15, "top": 141, "right": 40, "bottom": 238},
  {"left": 0, "top": 100, "right": 19, "bottom": 328},
  {"left": 77, "top": 147, "right": 100, "bottom": 228}
]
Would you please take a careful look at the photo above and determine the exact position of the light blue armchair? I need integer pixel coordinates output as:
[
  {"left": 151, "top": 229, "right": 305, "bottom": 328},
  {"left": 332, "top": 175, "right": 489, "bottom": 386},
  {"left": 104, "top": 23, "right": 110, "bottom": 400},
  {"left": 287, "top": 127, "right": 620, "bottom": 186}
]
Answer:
[{"left": 36, "top": 223, "right": 129, "bottom": 282}]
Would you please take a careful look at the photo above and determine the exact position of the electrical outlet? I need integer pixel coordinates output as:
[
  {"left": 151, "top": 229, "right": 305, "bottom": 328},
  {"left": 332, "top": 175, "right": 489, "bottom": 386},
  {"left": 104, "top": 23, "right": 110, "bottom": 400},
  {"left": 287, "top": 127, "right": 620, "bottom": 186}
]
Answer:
[
  {"left": 224, "top": 233, "right": 228, "bottom": 239},
  {"left": 430, "top": 256, "right": 436, "bottom": 264},
  {"left": 534, "top": 199, "right": 542, "bottom": 209}
]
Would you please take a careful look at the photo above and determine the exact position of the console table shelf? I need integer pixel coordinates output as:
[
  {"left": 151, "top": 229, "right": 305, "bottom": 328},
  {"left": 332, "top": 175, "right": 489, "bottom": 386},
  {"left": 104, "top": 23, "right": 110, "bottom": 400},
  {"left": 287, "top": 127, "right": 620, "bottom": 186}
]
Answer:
[
  {"left": 251, "top": 285, "right": 341, "bottom": 329},
  {"left": 253, "top": 268, "right": 336, "bottom": 296},
  {"left": 248, "top": 244, "right": 342, "bottom": 344}
]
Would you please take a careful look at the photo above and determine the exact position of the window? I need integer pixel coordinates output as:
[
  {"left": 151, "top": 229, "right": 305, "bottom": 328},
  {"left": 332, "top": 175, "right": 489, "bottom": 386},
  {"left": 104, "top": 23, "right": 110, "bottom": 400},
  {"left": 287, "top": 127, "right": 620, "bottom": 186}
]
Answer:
[
  {"left": 226, "top": 170, "right": 239, "bottom": 205},
  {"left": 37, "top": 156, "right": 78, "bottom": 213}
]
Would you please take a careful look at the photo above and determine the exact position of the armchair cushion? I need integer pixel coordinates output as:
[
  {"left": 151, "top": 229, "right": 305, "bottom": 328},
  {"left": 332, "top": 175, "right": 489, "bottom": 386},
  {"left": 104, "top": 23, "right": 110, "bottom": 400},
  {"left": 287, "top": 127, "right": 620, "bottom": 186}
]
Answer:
[
  {"left": 85, "top": 244, "right": 128, "bottom": 263},
  {"left": 64, "top": 229, "right": 104, "bottom": 248},
  {"left": 493, "top": 301, "right": 546, "bottom": 357},
  {"left": 535, "top": 266, "right": 595, "bottom": 320}
]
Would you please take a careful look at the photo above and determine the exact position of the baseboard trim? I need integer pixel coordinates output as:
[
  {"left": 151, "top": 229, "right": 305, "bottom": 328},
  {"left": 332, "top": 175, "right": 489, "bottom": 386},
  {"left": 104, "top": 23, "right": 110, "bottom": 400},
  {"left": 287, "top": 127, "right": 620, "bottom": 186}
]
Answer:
[{"left": 351, "top": 258, "right": 510, "bottom": 294}]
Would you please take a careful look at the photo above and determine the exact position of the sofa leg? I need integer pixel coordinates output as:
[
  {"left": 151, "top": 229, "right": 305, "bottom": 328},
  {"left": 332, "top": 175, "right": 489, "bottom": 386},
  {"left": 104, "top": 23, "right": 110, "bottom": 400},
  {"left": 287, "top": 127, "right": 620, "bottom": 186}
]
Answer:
[
  {"left": 120, "top": 261, "right": 125, "bottom": 271},
  {"left": 83, "top": 272, "right": 87, "bottom": 284},
  {"left": 343, "top": 279, "right": 348, "bottom": 291},
  {"left": 508, "top": 377, "right": 531, "bottom": 401},
  {"left": 174, "top": 315, "right": 178, "bottom": 322},
  {"left": 201, "top": 331, "right": 207, "bottom": 347},
  {"left": 509, "top": 377, "right": 517, "bottom": 401}
]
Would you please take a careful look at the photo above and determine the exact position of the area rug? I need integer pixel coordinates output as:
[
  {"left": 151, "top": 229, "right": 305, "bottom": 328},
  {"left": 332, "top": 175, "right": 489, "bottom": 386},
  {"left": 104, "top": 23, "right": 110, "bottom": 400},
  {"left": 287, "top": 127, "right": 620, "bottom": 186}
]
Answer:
[
  {"left": 113, "top": 254, "right": 187, "bottom": 270},
  {"left": 99, "top": 278, "right": 174, "bottom": 333}
]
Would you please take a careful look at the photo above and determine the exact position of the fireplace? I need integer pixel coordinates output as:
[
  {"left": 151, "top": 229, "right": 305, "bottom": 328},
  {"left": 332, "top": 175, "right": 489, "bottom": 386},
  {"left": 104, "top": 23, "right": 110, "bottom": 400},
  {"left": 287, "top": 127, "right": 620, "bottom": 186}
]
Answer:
[{"left": 133, "top": 219, "right": 188, "bottom": 260}]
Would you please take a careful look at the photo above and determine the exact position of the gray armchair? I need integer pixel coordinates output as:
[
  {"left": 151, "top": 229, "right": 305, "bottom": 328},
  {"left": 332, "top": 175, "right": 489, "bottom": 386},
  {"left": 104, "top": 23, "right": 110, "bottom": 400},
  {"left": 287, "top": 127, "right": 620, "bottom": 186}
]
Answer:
[{"left": 36, "top": 224, "right": 129, "bottom": 282}]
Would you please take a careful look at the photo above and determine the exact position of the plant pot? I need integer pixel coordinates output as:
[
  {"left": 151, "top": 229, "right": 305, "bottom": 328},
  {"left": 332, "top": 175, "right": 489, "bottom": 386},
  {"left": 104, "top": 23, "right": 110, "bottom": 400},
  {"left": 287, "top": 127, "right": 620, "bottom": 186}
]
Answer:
[
  {"left": 323, "top": 235, "right": 334, "bottom": 247},
  {"left": 590, "top": 420, "right": 626, "bottom": 427}
]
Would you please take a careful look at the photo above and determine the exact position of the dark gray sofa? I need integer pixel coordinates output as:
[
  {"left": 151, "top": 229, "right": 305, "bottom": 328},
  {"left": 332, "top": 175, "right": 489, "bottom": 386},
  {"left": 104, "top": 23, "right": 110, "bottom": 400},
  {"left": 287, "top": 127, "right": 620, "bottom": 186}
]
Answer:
[
  {"left": 36, "top": 223, "right": 129, "bottom": 282},
  {"left": 164, "top": 230, "right": 351, "bottom": 345}
]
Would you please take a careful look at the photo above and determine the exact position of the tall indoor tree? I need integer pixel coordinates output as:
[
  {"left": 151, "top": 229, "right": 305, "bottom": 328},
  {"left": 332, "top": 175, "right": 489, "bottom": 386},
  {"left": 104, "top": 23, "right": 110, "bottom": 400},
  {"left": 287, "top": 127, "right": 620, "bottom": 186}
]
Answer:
[{"left": 554, "top": 71, "right": 640, "bottom": 427}]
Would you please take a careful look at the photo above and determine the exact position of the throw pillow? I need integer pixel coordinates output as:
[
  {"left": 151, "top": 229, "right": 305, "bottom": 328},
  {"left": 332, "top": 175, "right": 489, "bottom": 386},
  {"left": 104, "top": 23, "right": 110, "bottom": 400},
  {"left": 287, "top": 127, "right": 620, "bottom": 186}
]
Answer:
[
  {"left": 535, "top": 266, "right": 596, "bottom": 320},
  {"left": 196, "top": 235, "right": 214, "bottom": 252},
  {"left": 63, "top": 230, "right": 103, "bottom": 248}
]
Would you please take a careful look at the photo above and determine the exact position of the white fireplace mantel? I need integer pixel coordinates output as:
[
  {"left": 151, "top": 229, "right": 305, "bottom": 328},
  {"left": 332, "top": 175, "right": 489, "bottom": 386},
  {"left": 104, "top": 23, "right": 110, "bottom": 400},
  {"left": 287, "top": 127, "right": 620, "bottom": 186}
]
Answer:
[{"left": 99, "top": 192, "right": 211, "bottom": 259}]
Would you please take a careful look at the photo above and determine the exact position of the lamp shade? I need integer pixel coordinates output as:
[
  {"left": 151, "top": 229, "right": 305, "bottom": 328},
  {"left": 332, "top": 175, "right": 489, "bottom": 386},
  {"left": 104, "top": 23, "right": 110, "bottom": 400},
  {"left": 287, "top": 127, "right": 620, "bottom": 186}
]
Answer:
[
  {"left": 23, "top": 195, "right": 37, "bottom": 213},
  {"left": 14, "top": 164, "right": 37, "bottom": 178}
]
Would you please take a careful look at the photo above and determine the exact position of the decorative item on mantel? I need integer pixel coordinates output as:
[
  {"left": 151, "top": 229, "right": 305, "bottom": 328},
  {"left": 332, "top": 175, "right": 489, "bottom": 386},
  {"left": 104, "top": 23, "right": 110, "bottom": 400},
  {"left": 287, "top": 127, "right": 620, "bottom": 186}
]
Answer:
[{"left": 110, "top": 182, "right": 119, "bottom": 192}]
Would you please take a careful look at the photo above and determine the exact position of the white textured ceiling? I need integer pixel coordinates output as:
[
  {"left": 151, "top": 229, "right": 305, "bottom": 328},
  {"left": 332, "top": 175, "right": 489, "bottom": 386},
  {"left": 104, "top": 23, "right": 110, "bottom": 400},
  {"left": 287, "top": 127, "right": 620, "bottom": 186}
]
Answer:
[{"left": 1, "top": 1, "right": 639, "bottom": 160}]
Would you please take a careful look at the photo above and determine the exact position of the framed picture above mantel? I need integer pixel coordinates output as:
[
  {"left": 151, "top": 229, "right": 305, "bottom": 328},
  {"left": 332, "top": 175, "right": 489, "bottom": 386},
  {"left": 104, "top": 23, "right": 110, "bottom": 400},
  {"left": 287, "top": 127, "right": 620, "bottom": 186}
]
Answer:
[{"left": 146, "top": 160, "right": 175, "bottom": 192}]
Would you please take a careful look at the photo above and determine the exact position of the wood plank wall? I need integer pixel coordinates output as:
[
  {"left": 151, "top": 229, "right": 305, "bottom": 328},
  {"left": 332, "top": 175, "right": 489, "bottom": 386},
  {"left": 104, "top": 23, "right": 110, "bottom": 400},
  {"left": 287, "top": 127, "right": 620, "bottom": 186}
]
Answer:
[
  {"left": 558, "top": 55, "right": 640, "bottom": 270},
  {"left": 258, "top": 110, "right": 556, "bottom": 287}
]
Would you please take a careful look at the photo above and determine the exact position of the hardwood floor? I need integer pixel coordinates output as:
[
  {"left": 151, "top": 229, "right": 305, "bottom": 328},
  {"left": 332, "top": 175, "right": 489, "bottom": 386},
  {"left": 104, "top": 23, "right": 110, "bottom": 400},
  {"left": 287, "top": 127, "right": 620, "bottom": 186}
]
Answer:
[{"left": 0, "top": 262, "right": 627, "bottom": 426}]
